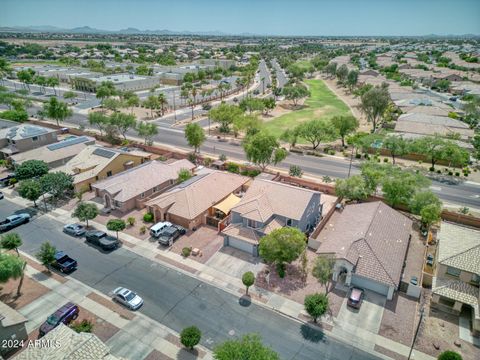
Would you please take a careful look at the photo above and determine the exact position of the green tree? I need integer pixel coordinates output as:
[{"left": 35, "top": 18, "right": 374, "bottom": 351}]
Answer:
[
  {"left": 213, "top": 334, "right": 279, "bottom": 360},
  {"left": 289, "top": 165, "right": 303, "bottom": 177},
  {"left": 16, "top": 69, "right": 35, "bottom": 91},
  {"left": 384, "top": 136, "right": 409, "bottom": 165},
  {"left": 336, "top": 64, "right": 349, "bottom": 84},
  {"left": 180, "top": 326, "right": 201, "bottom": 350},
  {"left": 46, "top": 77, "right": 59, "bottom": 96},
  {"left": 15, "top": 159, "right": 49, "bottom": 180},
  {"left": 42, "top": 97, "right": 73, "bottom": 126},
  {"left": 72, "top": 202, "right": 99, "bottom": 228},
  {"left": 297, "top": 119, "right": 337, "bottom": 150},
  {"left": 1, "top": 233, "right": 22, "bottom": 256},
  {"left": 39, "top": 172, "right": 73, "bottom": 204},
  {"left": 259, "top": 227, "right": 306, "bottom": 277},
  {"left": 410, "top": 191, "right": 442, "bottom": 215},
  {"left": 242, "top": 271, "right": 255, "bottom": 295},
  {"left": 280, "top": 128, "right": 301, "bottom": 147},
  {"left": 437, "top": 350, "right": 463, "bottom": 360},
  {"left": 335, "top": 175, "right": 372, "bottom": 201},
  {"left": 359, "top": 84, "right": 390, "bottom": 132},
  {"left": 63, "top": 91, "right": 76, "bottom": 100},
  {"left": 17, "top": 179, "right": 42, "bottom": 207},
  {"left": 473, "top": 134, "right": 480, "bottom": 161},
  {"left": 304, "top": 293, "right": 329, "bottom": 323},
  {"left": 410, "top": 135, "right": 447, "bottom": 170},
  {"left": 360, "top": 161, "right": 390, "bottom": 193},
  {"left": 106, "top": 219, "right": 126, "bottom": 240},
  {"left": 346, "top": 70, "right": 359, "bottom": 91},
  {"left": 125, "top": 94, "right": 140, "bottom": 113},
  {"left": 282, "top": 84, "right": 310, "bottom": 106},
  {"left": 0, "top": 253, "right": 26, "bottom": 296},
  {"left": 263, "top": 97, "right": 276, "bottom": 115},
  {"left": 36, "top": 242, "right": 57, "bottom": 272},
  {"left": 177, "top": 168, "right": 192, "bottom": 183},
  {"left": 381, "top": 167, "right": 430, "bottom": 208},
  {"left": 324, "top": 62, "right": 337, "bottom": 78},
  {"left": 243, "top": 131, "right": 288, "bottom": 170},
  {"left": 331, "top": 115, "right": 359, "bottom": 147},
  {"left": 136, "top": 121, "right": 158, "bottom": 145},
  {"left": 420, "top": 203, "right": 442, "bottom": 228},
  {"left": 0, "top": 57, "right": 13, "bottom": 83},
  {"left": 109, "top": 112, "right": 136, "bottom": 140},
  {"left": 209, "top": 103, "right": 243, "bottom": 134},
  {"left": 312, "top": 256, "right": 335, "bottom": 293},
  {"left": 88, "top": 112, "right": 110, "bottom": 136},
  {"left": 184, "top": 123, "right": 206, "bottom": 153},
  {"left": 143, "top": 95, "right": 160, "bottom": 118},
  {"left": 239, "top": 98, "right": 265, "bottom": 114}
]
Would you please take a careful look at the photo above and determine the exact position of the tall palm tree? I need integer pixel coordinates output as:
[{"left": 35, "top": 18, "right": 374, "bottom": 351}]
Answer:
[{"left": 157, "top": 93, "right": 168, "bottom": 116}]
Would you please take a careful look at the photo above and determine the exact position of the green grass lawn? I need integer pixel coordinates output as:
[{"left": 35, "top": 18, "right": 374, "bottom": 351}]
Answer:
[{"left": 263, "top": 79, "right": 351, "bottom": 138}]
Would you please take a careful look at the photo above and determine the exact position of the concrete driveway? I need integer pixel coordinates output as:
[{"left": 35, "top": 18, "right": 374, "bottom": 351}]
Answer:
[
  {"left": 205, "top": 246, "right": 265, "bottom": 278},
  {"left": 336, "top": 290, "right": 386, "bottom": 335}
]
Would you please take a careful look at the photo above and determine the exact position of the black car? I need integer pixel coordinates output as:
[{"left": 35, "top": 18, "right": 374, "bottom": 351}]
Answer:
[
  {"left": 85, "top": 230, "right": 119, "bottom": 250},
  {"left": 0, "top": 174, "right": 15, "bottom": 187},
  {"left": 173, "top": 224, "right": 187, "bottom": 235},
  {"left": 158, "top": 226, "right": 181, "bottom": 246}
]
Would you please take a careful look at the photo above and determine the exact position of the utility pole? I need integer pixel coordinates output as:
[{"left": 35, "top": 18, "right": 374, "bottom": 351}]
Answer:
[
  {"left": 173, "top": 91, "right": 177, "bottom": 123},
  {"left": 408, "top": 306, "right": 425, "bottom": 360},
  {"left": 347, "top": 146, "right": 354, "bottom": 178}
]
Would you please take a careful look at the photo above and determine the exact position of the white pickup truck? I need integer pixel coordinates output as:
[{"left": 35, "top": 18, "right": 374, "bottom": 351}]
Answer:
[{"left": 0, "top": 213, "right": 31, "bottom": 232}]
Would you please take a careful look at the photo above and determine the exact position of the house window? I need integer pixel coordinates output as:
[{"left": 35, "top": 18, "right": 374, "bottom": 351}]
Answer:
[
  {"left": 446, "top": 266, "right": 461, "bottom": 277},
  {"left": 141, "top": 192, "right": 145, "bottom": 198},
  {"left": 106, "top": 171, "right": 113, "bottom": 177},
  {"left": 247, "top": 219, "right": 257, "bottom": 229},
  {"left": 286, "top": 218, "right": 292, "bottom": 226},
  {"left": 32, "top": 136, "right": 39, "bottom": 141}
]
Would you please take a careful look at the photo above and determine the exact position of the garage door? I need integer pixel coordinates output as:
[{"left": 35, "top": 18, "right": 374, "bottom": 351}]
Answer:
[
  {"left": 351, "top": 275, "right": 389, "bottom": 297},
  {"left": 227, "top": 236, "right": 255, "bottom": 256}
]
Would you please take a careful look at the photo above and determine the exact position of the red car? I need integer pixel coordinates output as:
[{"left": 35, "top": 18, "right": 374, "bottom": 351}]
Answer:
[{"left": 347, "top": 287, "right": 364, "bottom": 309}]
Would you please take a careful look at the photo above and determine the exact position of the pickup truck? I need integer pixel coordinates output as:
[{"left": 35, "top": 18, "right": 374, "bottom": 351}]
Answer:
[
  {"left": 0, "top": 213, "right": 30, "bottom": 232},
  {"left": 51, "top": 251, "right": 77, "bottom": 273},
  {"left": 85, "top": 230, "right": 120, "bottom": 251}
]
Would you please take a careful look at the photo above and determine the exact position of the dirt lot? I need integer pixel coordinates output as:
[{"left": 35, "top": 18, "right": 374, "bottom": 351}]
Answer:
[
  {"left": 169, "top": 225, "right": 223, "bottom": 264},
  {"left": 256, "top": 249, "right": 346, "bottom": 318},
  {"left": 379, "top": 293, "right": 418, "bottom": 346},
  {"left": 0, "top": 274, "right": 49, "bottom": 310},
  {"left": 95, "top": 207, "right": 152, "bottom": 241}
]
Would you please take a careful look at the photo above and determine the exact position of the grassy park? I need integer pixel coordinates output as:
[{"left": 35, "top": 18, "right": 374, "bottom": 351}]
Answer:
[{"left": 263, "top": 79, "right": 351, "bottom": 138}]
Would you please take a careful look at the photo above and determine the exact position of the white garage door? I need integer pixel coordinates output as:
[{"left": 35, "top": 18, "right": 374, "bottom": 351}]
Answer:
[
  {"left": 351, "top": 275, "right": 389, "bottom": 297},
  {"left": 227, "top": 236, "right": 255, "bottom": 255}
]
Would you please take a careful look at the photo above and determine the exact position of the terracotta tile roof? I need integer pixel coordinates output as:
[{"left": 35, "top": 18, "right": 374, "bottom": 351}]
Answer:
[
  {"left": 232, "top": 179, "right": 320, "bottom": 222},
  {"left": 146, "top": 171, "right": 250, "bottom": 220},
  {"left": 437, "top": 222, "right": 480, "bottom": 275},
  {"left": 92, "top": 159, "right": 194, "bottom": 202},
  {"left": 222, "top": 223, "right": 259, "bottom": 244},
  {"left": 433, "top": 277, "right": 479, "bottom": 315},
  {"left": 316, "top": 202, "right": 412, "bottom": 287}
]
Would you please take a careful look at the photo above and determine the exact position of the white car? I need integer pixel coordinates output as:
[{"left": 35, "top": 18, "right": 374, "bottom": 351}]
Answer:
[{"left": 112, "top": 287, "right": 143, "bottom": 310}]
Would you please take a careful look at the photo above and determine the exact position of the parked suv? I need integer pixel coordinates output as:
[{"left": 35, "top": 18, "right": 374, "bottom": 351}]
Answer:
[
  {"left": 39, "top": 302, "right": 79, "bottom": 337},
  {"left": 347, "top": 287, "right": 364, "bottom": 309},
  {"left": 150, "top": 221, "right": 172, "bottom": 238},
  {"left": 85, "top": 230, "right": 119, "bottom": 250},
  {"left": 158, "top": 226, "right": 181, "bottom": 246}
]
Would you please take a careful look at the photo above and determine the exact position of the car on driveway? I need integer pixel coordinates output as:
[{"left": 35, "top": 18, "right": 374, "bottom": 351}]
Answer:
[
  {"left": 39, "top": 302, "right": 79, "bottom": 337},
  {"left": 158, "top": 226, "right": 182, "bottom": 246},
  {"left": 0, "top": 213, "right": 30, "bottom": 232},
  {"left": 426, "top": 254, "right": 434, "bottom": 266},
  {"left": 112, "top": 287, "right": 144, "bottom": 310},
  {"left": 85, "top": 230, "right": 119, "bottom": 250},
  {"left": 347, "top": 287, "right": 364, "bottom": 309},
  {"left": 63, "top": 223, "right": 86, "bottom": 236}
]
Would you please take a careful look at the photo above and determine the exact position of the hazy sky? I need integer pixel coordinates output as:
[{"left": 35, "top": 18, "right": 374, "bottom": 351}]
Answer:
[{"left": 1, "top": 0, "right": 479, "bottom": 36}]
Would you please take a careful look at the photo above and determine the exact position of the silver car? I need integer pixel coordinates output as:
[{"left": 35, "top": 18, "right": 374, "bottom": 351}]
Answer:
[
  {"left": 112, "top": 287, "right": 143, "bottom": 310},
  {"left": 63, "top": 224, "right": 86, "bottom": 236}
]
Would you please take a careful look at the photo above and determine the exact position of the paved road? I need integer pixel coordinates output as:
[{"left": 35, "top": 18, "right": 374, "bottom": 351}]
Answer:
[
  {"left": 272, "top": 59, "right": 289, "bottom": 88},
  {"left": 0, "top": 199, "right": 379, "bottom": 360}
]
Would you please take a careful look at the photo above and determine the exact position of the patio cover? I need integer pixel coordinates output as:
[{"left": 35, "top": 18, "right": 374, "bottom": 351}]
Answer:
[{"left": 213, "top": 193, "right": 241, "bottom": 215}]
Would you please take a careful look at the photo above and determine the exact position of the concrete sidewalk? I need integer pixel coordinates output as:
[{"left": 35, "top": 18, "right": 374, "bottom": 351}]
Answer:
[
  {"left": 18, "top": 253, "right": 213, "bottom": 360},
  {"left": 4, "top": 190, "right": 435, "bottom": 360}
]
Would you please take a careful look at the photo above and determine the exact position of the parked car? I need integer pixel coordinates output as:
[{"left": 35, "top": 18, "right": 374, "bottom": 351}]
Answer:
[
  {"left": 39, "top": 302, "right": 79, "bottom": 337},
  {"left": 150, "top": 221, "right": 172, "bottom": 238},
  {"left": 426, "top": 254, "right": 434, "bottom": 267},
  {"left": 410, "top": 276, "right": 419, "bottom": 286},
  {"left": 0, "top": 213, "right": 30, "bottom": 232},
  {"left": 51, "top": 251, "right": 77, "bottom": 273},
  {"left": 0, "top": 174, "right": 15, "bottom": 187},
  {"left": 347, "top": 287, "right": 364, "bottom": 309},
  {"left": 0, "top": 191, "right": 3, "bottom": 200},
  {"left": 158, "top": 226, "right": 181, "bottom": 246},
  {"left": 173, "top": 224, "right": 187, "bottom": 235},
  {"left": 85, "top": 230, "right": 119, "bottom": 250},
  {"left": 63, "top": 223, "right": 86, "bottom": 237},
  {"left": 112, "top": 287, "right": 143, "bottom": 310}
]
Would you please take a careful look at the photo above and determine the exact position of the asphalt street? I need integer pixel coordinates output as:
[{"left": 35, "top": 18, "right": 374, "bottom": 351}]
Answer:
[
  {"left": 272, "top": 59, "right": 289, "bottom": 88},
  {"left": 0, "top": 199, "right": 379, "bottom": 360}
]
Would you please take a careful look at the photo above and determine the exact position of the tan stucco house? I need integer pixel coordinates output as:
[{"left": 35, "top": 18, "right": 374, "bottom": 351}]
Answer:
[{"left": 0, "top": 124, "right": 58, "bottom": 158}]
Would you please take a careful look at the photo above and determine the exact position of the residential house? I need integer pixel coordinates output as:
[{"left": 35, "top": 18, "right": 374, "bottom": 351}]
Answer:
[
  {"left": 14, "top": 323, "right": 119, "bottom": 360},
  {"left": 0, "top": 301, "right": 28, "bottom": 357},
  {"left": 92, "top": 159, "right": 195, "bottom": 212},
  {"left": 431, "top": 222, "right": 480, "bottom": 334},
  {"left": 9, "top": 136, "right": 95, "bottom": 168},
  {"left": 0, "top": 124, "right": 58, "bottom": 158},
  {"left": 222, "top": 179, "right": 322, "bottom": 256},
  {"left": 313, "top": 202, "right": 412, "bottom": 300},
  {"left": 146, "top": 170, "right": 250, "bottom": 230},
  {"left": 57, "top": 145, "right": 152, "bottom": 192}
]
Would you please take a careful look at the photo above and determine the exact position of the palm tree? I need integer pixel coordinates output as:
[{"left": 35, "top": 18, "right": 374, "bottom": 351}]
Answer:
[{"left": 157, "top": 93, "right": 168, "bottom": 116}]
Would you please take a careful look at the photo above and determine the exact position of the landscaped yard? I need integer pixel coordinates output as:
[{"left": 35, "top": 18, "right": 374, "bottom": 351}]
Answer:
[{"left": 263, "top": 79, "right": 352, "bottom": 138}]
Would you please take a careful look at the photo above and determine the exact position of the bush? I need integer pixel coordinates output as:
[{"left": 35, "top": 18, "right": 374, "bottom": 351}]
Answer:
[
  {"left": 143, "top": 212, "right": 154, "bottom": 222},
  {"left": 429, "top": 167, "right": 435, "bottom": 172},
  {"left": 241, "top": 169, "right": 261, "bottom": 177},
  {"left": 226, "top": 162, "right": 240, "bottom": 174},
  {"left": 70, "top": 319, "right": 94, "bottom": 333},
  {"left": 383, "top": 158, "right": 389, "bottom": 163},
  {"left": 448, "top": 171, "right": 453, "bottom": 176},
  {"left": 455, "top": 172, "right": 460, "bottom": 177},
  {"left": 187, "top": 152, "right": 197, "bottom": 164},
  {"left": 180, "top": 326, "right": 201, "bottom": 350},
  {"left": 355, "top": 153, "right": 362, "bottom": 159},
  {"left": 182, "top": 247, "right": 192, "bottom": 257},
  {"left": 139, "top": 226, "right": 147, "bottom": 234},
  {"left": 328, "top": 150, "right": 335, "bottom": 155},
  {"left": 127, "top": 217, "right": 136, "bottom": 226},
  {"left": 438, "top": 350, "right": 463, "bottom": 360},
  {"left": 437, "top": 170, "right": 441, "bottom": 174},
  {"left": 363, "top": 154, "right": 369, "bottom": 159}
]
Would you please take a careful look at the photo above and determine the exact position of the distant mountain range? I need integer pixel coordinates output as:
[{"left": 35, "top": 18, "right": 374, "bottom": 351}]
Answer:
[{"left": 0, "top": 25, "right": 232, "bottom": 36}]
